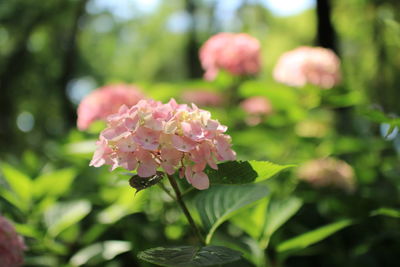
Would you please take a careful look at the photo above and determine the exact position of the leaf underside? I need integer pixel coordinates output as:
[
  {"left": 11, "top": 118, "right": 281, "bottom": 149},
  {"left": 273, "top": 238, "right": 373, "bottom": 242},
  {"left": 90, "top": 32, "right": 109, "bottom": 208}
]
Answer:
[
  {"left": 194, "top": 184, "right": 269, "bottom": 244},
  {"left": 138, "top": 245, "right": 242, "bottom": 267}
]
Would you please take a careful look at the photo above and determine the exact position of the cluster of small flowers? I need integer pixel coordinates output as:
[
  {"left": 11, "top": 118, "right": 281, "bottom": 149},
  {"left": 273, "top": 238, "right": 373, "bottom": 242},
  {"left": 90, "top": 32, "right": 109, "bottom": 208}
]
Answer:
[
  {"left": 273, "top": 46, "right": 341, "bottom": 89},
  {"left": 199, "top": 33, "right": 261, "bottom": 81},
  {"left": 90, "top": 99, "right": 236, "bottom": 190},
  {"left": 0, "top": 216, "right": 25, "bottom": 267},
  {"left": 297, "top": 158, "right": 355, "bottom": 192},
  {"left": 77, "top": 84, "right": 144, "bottom": 130}
]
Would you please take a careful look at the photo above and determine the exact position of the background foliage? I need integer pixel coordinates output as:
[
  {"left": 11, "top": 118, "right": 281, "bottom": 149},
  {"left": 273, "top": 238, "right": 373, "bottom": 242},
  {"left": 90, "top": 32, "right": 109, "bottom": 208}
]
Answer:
[{"left": 1, "top": 0, "right": 400, "bottom": 266}]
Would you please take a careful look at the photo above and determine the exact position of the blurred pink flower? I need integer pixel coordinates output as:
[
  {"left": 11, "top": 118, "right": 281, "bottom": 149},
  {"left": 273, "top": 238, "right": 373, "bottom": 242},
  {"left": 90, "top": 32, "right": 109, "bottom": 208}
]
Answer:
[
  {"left": 199, "top": 33, "right": 261, "bottom": 80},
  {"left": 240, "top": 96, "right": 272, "bottom": 115},
  {"left": 273, "top": 46, "right": 341, "bottom": 89},
  {"left": 297, "top": 157, "right": 356, "bottom": 192},
  {"left": 90, "top": 99, "right": 236, "bottom": 190},
  {"left": 0, "top": 216, "right": 25, "bottom": 267},
  {"left": 77, "top": 84, "right": 144, "bottom": 130},
  {"left": 182, "top": 90, "right": 223, "bottom": 107},
  {"left": 240, "top": 96, "right": 273, "bottom": 126}
]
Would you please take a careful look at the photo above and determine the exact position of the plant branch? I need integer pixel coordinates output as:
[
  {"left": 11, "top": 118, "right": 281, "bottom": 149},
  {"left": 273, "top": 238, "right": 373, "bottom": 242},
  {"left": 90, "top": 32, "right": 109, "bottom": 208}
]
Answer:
[
  {"left": 158, "top": 181, "right": 176, "bottom": 201},
  {"left": 166, "top": 174, "right": 205, "bottom": 245}
]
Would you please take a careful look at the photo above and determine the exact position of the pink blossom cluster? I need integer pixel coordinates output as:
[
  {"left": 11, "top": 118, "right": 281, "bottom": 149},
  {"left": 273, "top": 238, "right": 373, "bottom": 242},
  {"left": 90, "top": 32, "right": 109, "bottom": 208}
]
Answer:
[
  {"left": 240, "top": 96, "right": 273, "bottom": 126},
  {"left": 273, "top": 46, "right": 341, "bottom": 89},
  {"left": 90, "top": 99, "right": 236, "bottom": 190},
  {"left": 182, "top": 90, "right": 223, "bottom": 107},
  {"left": 199, "top": 33, "right": 261, "bottom": 81},
  {"left": 240, "top": 96, "right": 272, "bottom": 115},
  {"left": 0, "top": 216, "right": 25, "bottom": 267},
  {"left": 77, "top": 84, "right": 144, "bottom": 130},
  {"left": 297, "top": 158, "right": 355, "bottom": 192}
]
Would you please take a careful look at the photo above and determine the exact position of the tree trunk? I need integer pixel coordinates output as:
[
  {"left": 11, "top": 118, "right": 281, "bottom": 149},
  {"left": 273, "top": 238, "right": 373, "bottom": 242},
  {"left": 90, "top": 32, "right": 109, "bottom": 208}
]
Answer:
[
  {"left": 58, "top": 0, "right": 89, "bottom": 129},
  {"left": 316, "top": 0, "right": 337, "bottom": 53},
  {"left": 185, "top": 0, "right": 202, "bottom": 79}
]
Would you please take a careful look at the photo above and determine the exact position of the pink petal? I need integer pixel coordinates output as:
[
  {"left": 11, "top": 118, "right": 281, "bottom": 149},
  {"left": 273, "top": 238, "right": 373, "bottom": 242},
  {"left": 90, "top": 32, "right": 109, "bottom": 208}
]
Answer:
[
  {"left": 190, "top": 172, "right": 210, "bottom": 190},
  {"left": 117, "top": 135, "right": 137, "bottom": 152},
  {"left": 172, "top": 135, "right": 196, "bottom": 152},
  {"left": 133, "top": 127, "right": 160, "bottom": 151},
  {"left": 101, "top": 125, "right": 129, "bottom": 141},
  {"left": 137, "top": 161, "right": 157, "bottom": 177}
]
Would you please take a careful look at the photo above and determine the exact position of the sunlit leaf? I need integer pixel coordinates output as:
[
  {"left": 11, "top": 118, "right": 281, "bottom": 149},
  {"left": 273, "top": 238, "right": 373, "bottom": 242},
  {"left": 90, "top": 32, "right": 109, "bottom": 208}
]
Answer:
[
  {"left": 250, "top": 161, "right": 295, "bottom": 183},
  {"left": 205, "top": 161, "right": 257, "bottom": 184},
  {"left": 33, "top": 168, "right": 76, "bottom": 198},
  {"left": 0, "top": 162, "right": 32, "bottom": 211},
  {"left": 371, "top": 207, "right": 400, "bottom": 218},
  {"left": 277, "top": 219, "right": 353, "bottom": 253},
  {"left": 362, "top": 108, "right": 400, "bottom": 127},
  {"left": 230, "top": 199, "right": 269, "bottom": 240},
  {"left": 231, "top": 196, "right": 302, "bottom": 249},
  {"left": 44, "top": 200, "right": 91, "bottom": 237},
  {"left": 70, "top": 241, "right": 131, "bottom": 266},
  {"left": 97, "top": 186, "right": 148, "bottom": 224},
  {"left": 262, "top": 197, "right": 303, "bottom": 244},
  {"left": 138, "top": 246, "right": 242, "bottom": 267},
  {"left": 206, "top": 160, "right": 294, "bottom": 185},
  {"left": 14, "top": 222, "right": 41, "bottom": 239},
  {"left": 194, "top": 184, "right": 269, "bottom": 244},
  {"left": 0, "top": 188, "right": 26, "bottom": 212}
]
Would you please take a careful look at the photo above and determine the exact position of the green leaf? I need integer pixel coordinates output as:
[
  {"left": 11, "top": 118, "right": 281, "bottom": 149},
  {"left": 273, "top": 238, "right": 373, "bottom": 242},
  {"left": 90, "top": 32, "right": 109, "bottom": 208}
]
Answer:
[
  {"left": 194, "top": 184, "right": 269, "bottom": 244},
  {"left": 262, "top": 197, "right": 303, "bottom": 243},
  {"left": 70, "top": 241, "right": 131, "bottom": 266},
  {"left": 231, "top": 197, "right": 302, "bottom": 249},
  {"left": 371, "top": 207, "right": 400, "bottom": 218},
  {"left": 362, "top": 108, "right": 400, "bottom": 127},
  {"left": 277, "top": 219, "right": 353, "bottom": 253},
  {"left": 230, "top": 199, "right": 269, "bottom": 240},
  {"left": 0, "top": 162, "right": 32, "bottom": 211},
  {"left": 205, "top": 161, "right": 257, "bottom": 184},
  {"left": 206, "top": 160, "right": 294, "bottom": 185},
  {"left": 250, "top": 161, "right": 295, "bottom": 183},
  {"left": 0, "top": 187, "right": 26, "bottom": 212},
  {"left": 14, "top": 223, "right": 42, "bottom": 239},
  {"left": 44, "top": 200, "right": 92, "bottom": 237},
  {"left": 138, "top": 246, "right": 242, "bottom": 267},
  {"left": 97, "top": 186, "right": 148, "bottom": 224},
  {"left": 33, "top": 168, "right": 76, "bottom": 198}
]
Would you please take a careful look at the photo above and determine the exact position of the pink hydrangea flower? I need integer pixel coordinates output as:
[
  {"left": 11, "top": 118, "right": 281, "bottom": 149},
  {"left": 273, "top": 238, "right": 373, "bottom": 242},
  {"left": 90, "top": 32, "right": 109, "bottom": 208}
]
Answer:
[
  {"left": 90, "top": 99, "right": 236, "bottom": 190},
  {"left": 273, "top": 46, "right": 341, "bottom": 89},
  {"left": 240, "top": 96, "right": 272, "bottom": 115},
  {"left": 297, "top": 158, "right": 356, "bottom": 192},
  {"left": 182, "top": 90, "right": 223, "bottom": 107},
  {"left": 0, "top": 216, "right": 26, "bottom": 267},
  {"left": 240, "top": 96, "right": 273, "bottom": 126},
  {"left": 199, "top": 33, "right": 261, "bottom": 81},
  {"left": 77, "top": 84, "right": 144, "bottom": 130}
]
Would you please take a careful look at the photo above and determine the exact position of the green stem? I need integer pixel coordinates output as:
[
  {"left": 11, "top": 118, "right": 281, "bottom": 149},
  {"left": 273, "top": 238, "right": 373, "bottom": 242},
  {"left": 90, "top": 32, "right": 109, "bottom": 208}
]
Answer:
[
  {"left": 158, "top": 181, "right": 176, "bottom": 200},
  {"left": 166, "top": 174, "right": 205, "bottom": 245}
]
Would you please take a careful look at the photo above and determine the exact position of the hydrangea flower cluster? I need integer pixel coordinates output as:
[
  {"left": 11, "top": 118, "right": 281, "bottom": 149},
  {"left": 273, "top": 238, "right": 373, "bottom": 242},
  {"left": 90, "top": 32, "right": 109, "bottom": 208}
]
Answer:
[
  {"left": 90, "top": 99, "right": 236, "bottom": 190},
  {"left": 297, "top": 158, "right": 355, "bottom": 192},
  {"left": 199, "top": 33, "right": 261, "bottom": 81},
  {"left": 240, "top": 96, "right": 272, "bottom": 116},
  {"left": 273, "top": 46, "right": 341, "bottom": 89},
  {"left": 0, "top": 216, "right": 25, "bottom": 267},
  {"left": 77, "top": 84, "right": 144, "bottom": 130},
  {"left": 240, "top": 96, "right": 273, "bottom": 126}
]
